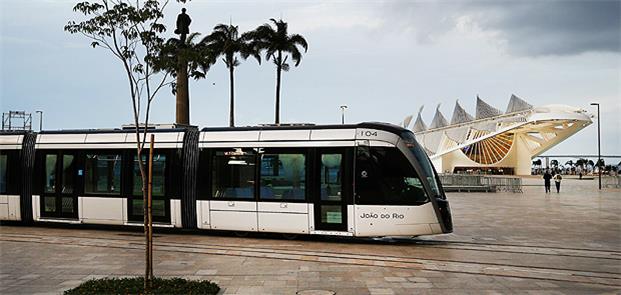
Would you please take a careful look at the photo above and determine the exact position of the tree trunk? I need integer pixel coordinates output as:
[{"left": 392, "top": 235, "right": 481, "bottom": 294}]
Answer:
[
  {"left": 275, "top": 52, "right": 282, "bottom": 125},
  {"left": 229, "top": 66, "right": 235, "bottom": 127},
  {"left": 176, "top": 58, "right": 190, "bottom": 125},
  {"left": 147, "top": 135, "right": 154, "bottom": 289}
]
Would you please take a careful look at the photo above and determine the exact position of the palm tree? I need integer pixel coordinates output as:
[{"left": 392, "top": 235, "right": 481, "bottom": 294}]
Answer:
[
  {"left": 596, "top": 159, "right": 605, "bottom": 171},
  {"left": 565, "top": 160, "right": 575, "bottom": 174},
  {"left": 153, "top": 32, "right": 215, "bottom": 125},
  {"left": 247, "top": 19, "right": 308, "bottom": 124},
  {"left": 576, "top": 158, "right": 585, "bottom": 168},
  {"left": 550, "top": 159, "right": 559, "bottom": 168},
  {"left": 202, "top": 24, "right": 260, "bottom": 127}
]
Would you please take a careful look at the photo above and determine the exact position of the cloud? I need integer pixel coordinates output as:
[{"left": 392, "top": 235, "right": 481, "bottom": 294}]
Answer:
[
  {"left": 381, "top": 0, "right": 621, "bottom": 57},
  {"left": 233, "top": 1, "right": 383, "bottom": 33},
  {"left": 471, "top": 0, "right": 621, "bottom": 56}
]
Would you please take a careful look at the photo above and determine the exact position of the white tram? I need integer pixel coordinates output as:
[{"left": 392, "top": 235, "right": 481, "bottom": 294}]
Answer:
[{"left": 0, "top": 123, "right": 452, "bottom": 237}]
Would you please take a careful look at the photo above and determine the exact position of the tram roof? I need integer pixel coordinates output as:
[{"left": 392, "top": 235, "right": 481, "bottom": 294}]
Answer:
[
  {"left": 201, "top": 122, "right": 408, "bottom": 135},
  {"left": 36, "top": 128, "right": 185, "bottom": 135},
  {"left": 14, "top": 122, "right": 409, "bottom": 136}
]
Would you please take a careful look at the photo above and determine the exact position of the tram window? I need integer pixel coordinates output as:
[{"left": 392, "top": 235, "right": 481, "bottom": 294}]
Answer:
[
  {"left": 320, "top": 205, "right": 343, "bottom": 224},
  {"left": 212, "top": 149, "right": 255, "bottom": 200},
  {"left": 132, "top": 154, "right": 166, "bottom": 197},
  {"left": 196, "top": 149, "right": 211, "bottom": 200},
  {"left": 84, "top": 154, "right": 121, "bottom": 195},
  {"left": 44, "top": 196, "right": 56, "bottom": 213},
  {"left": 131, "top": 199, "right": 167, "bottom": 217},
  {"left": 260, "top": 153, "right": 306, "bottom": 201},
  {"left": 320, "top": 154, "right": 342, "bottom": 201},
  {"left": 61, "top": 155, "right": 75, "bottom": 194},
  {"left": 0, "top": 154, "right": 6, "bottom": 194},
  {"left": 356, "top": 147, "right": 429, "bottom": 205},
  {"left": 44, "top": 154, "right": 57, "bottom": 193},
  {"left": 0, "top": 151, "right": 20, "bottom": 195},
  {"left": 62, "top": 197, "right": 74, "bottom": 213},
  {"left": 401, "top": 131, "right": 441, "bottom": 196}
]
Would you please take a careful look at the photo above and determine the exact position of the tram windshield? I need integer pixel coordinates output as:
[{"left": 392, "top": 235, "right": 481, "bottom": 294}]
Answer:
[
  {"left": 356, "top": 146, "right": 429, "bottom": 205},
  {"left": 400, "top": 131, "right": 441, "bottom": 198}
]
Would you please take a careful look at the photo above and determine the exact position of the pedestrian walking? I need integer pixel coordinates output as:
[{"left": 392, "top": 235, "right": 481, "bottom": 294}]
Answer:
[
  {"left": 553, "top": 173, "right": 562, "bottom": 193},
  {"left": 543, "top": 169, "right": 552, "bottom": 193}
]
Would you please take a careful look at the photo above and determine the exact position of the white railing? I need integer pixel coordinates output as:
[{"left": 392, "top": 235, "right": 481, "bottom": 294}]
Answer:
[{"left": 439, "top": 174, "right": 522, "bottom": 193}]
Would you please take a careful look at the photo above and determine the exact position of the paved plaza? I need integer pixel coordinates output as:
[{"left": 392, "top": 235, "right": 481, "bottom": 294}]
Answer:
[{"left": 1, "top": 177, "right": 619, "bottom": 294}]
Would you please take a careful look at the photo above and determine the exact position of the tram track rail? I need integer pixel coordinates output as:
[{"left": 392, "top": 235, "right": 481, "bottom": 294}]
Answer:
[
  {"left": 2, "top": 231, "right": 620, "bottom": 261},
  {"left": 401, "top": 240, "right": 621, "bottom": 261},
  {"left": 1, "top": 232, "right": 619, "bottom": 287}
]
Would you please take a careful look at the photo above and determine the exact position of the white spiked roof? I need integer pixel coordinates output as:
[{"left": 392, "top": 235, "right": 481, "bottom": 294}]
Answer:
[
  {"left": 506, "top": 94, "right": 533, "bottom": 113},
  {"left": 475, "top": 96, "right": 503, "bottom": 119},
  {"left": 408, "top": 94, "right": 535, "bottom": 133},
  {"left": 430, "top": 104, "right": 449, "bottom": 129},
  {"left": 402, "top": 115, "right": 414, "bottom": 129},
  {"left": 412, "top": 106, "right": 428, "bottom": 132},
  {"left": 450, "top": 100, "right": 474, "bottom": 125}
]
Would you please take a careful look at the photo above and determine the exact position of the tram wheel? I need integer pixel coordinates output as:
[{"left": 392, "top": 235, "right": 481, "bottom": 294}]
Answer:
[
  {"left": 233, "top": 231, "right": 249, "bottom": 237},
  {"left": 282, "top": 233, "right": 298, "bottom": 240}
]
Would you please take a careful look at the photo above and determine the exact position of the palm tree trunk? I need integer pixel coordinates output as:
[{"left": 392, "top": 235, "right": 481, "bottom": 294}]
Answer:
[
  {"left": 229, "top": 66, "right": 235, "bottom": 127},
  {"left": 175, "top": 58, "right": 190, "bottom": 125},
  {"left": 275, "top": 52, "right": 282, "bottom": 125}
]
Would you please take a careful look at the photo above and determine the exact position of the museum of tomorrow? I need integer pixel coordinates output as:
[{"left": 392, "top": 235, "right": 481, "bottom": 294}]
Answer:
[{"left": 403, "top": 95, "right": 592, "bottom": 175}]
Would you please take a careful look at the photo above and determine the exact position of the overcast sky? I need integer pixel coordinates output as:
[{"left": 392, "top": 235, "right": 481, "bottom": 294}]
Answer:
[{"left": 1, "top": 0, "right": 619, "bottom": 157}]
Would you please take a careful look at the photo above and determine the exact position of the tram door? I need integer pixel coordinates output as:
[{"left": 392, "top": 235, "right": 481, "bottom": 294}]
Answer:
[
  {"left": 41, "top": 151, "right": 79, "bottom": 219},
  {"left": 314, "top": 149, "right": 348, "bottom": 231}
]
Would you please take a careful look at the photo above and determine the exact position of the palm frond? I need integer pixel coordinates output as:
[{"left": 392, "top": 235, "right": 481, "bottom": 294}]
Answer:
[
  {"left": 289, "top": 34, "right": 308, "bottom": 52},
  {"left": 288, "top": 45, "right": 302, "bottom": 67},
  {"left": 186, "top": 32, "right": 202, "bottom": 44},
  {"left": 213, "top": 23, "right": 229, "bottom": 32}
]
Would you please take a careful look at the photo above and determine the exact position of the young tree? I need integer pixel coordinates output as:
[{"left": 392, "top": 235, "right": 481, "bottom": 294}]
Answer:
[
  {"left": 201, "top": 24, "right": 260, "bottom": 127},
  {"left": 246, "top": 19, "right": 308, "bottom": 125},
  {"left": 65, "top": 0, "right": 191, "bottom": 290}
]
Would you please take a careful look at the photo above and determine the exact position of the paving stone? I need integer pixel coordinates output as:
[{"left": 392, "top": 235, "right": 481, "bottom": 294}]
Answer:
[
  {"left": 407, "top": 277, "right": 430, "bottom": 283},
  {"left": 410, "top": 282, "right": 435, "bottom": 289},
  {"left": 17, "top": 274, "right": 40, "bottom": 280},
  {"left": 368, "top": 288, "right": 395, "bottom": 295},
  {"left": 59, "top": 279, "right": 84, "bottom": 286},
  {"left": 384, "top": 276, "right": 407, "bottom": 282},
  {"left": 196, "top": 269, "right": 218, "bottom": 275}
]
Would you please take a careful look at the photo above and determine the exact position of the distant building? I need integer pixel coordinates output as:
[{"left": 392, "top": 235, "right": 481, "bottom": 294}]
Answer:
[{"left": 403, "top": 95, "right": 592, "bottom": 175}]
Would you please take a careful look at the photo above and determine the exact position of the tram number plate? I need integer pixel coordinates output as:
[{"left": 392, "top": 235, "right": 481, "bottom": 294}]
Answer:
[
  {"left": 359, "top": 213, "right": 405, "bottom": 219},
  {"left": 359, "top": 130, "right": 378, "bottom": 137}
]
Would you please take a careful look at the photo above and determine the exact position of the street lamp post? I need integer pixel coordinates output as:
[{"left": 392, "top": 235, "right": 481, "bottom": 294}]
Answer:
[
  {"left": 35, "top": 110, "right": 43, "bottom": 132},
  {"left": 590, "top": 102, "right": 601, "bottom": 190},
  {"left": 339, "top": 105, "right": 348, "bottom": 124}
]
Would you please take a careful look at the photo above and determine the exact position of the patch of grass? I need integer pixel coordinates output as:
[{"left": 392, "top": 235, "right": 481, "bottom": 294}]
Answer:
[{"left": 64, "top": 277, "right": 220, "bottom": 295}]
